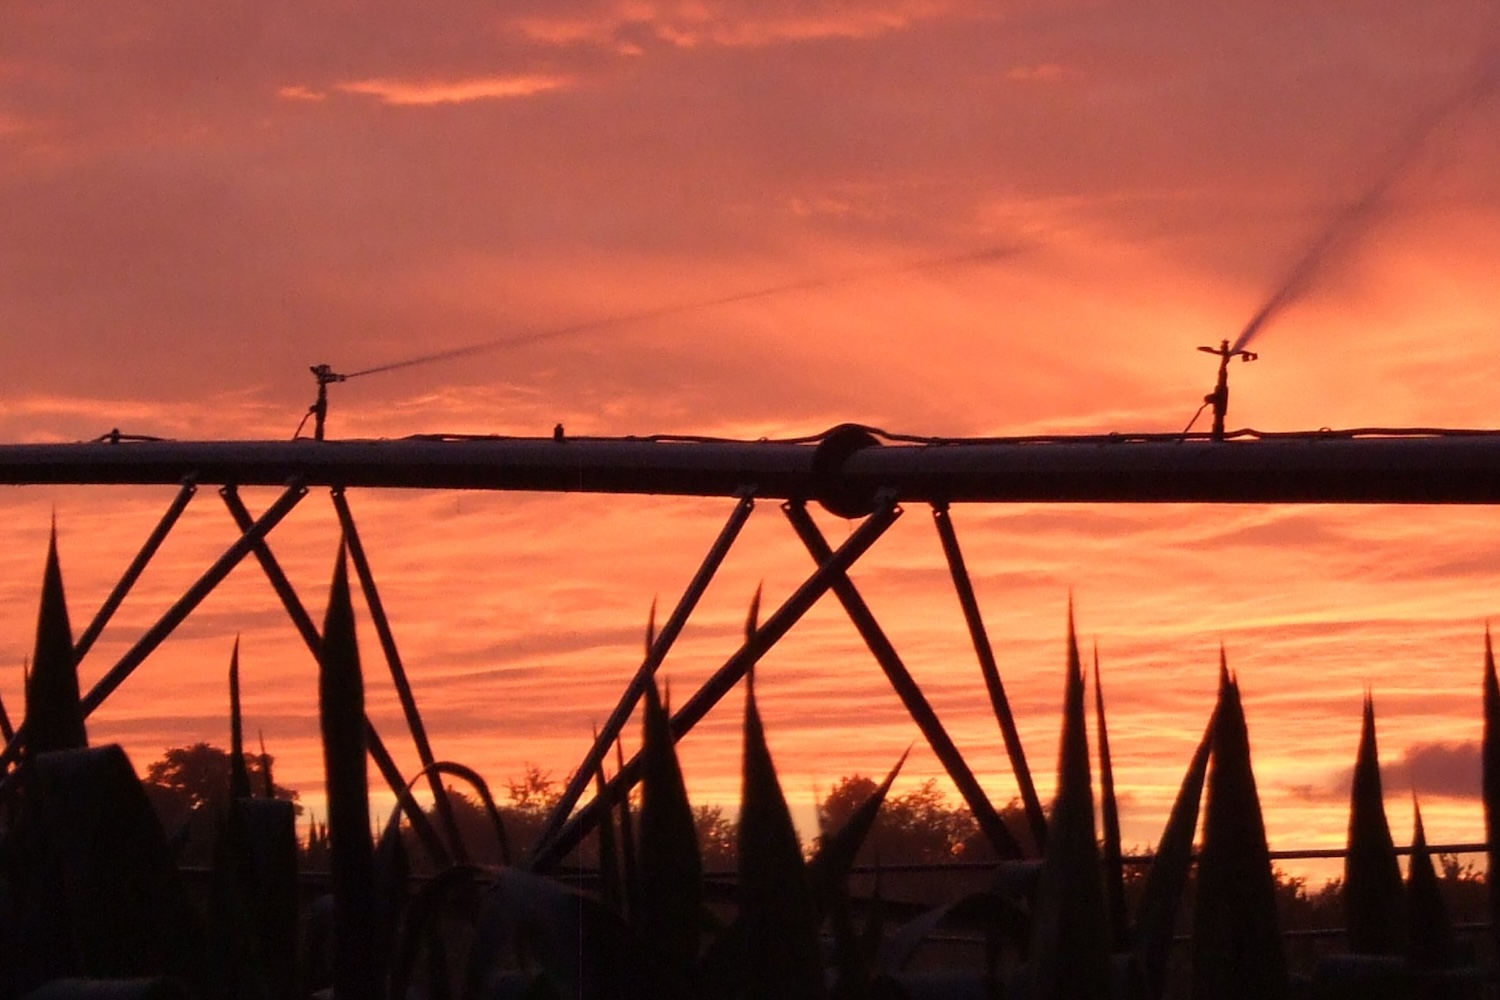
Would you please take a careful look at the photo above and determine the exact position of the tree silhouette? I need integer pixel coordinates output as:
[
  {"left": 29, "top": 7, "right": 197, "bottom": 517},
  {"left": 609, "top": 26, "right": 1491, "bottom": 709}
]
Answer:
[
  {"left": 820, "top": 775, "right": 1032, "bottom": 864},
  {"left": 140, "top": 742, "right": 299, "bottom": 865}
]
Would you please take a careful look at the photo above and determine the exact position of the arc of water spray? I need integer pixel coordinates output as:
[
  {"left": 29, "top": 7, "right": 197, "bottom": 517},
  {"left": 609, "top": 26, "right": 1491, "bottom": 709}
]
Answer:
[
  {"left": 1231, "top": 52, "right": 1500, "bottom": 354},
  {"left": 343, "top": 242, "right": 1025, "bottom": 380}
]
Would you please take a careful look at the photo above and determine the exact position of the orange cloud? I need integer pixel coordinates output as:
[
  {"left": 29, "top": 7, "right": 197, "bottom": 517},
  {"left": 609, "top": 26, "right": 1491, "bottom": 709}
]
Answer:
[
  {"left": 334, "top": 75, "right": 572, "bottom": 106},
  {"left": 513, "top": 0, "right": 961, "bottom": 50},
  {"left": 276, "top": 85, "right": 327, "bottom": 102},
  {"left": 1005, "top": 63, "right": 1072, "bottom": 83}
]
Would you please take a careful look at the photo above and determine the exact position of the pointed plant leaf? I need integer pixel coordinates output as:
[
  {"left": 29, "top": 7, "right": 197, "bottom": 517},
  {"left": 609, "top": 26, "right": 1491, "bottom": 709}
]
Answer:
[
  {"left": 1344, "top": 694, "right": 1404, "bottom": 955},
  {"left": 1093, "top": 646, "right": 1129, "bottom": 952},
  {"left": 737, "top": 669, "right": 823, "bottom": 1000},
  {"left": 615, "top": 737, "right": 639, "bottom": 922},
  {"left": 592, "top": 730, "right": 624, "bottom": 914},
  {"left": 228, "top": 638, "right": 251, "bottom": 801},
  {"left": 318, "top": 544, "right": 378, "bottom": 1000},
  {"left": 26, "top": 529, "right": 86, "bottom": 755},
  {"left": 646, "top": 597, "right": 658, "bottom": 655},
  {"left": 257, "top": 730, "right": 274, "bottom": 800},
  {"left": 1190, "top": 658, "right": 1288, "bottom": 1000},
  {"left": 1483, "top": 625, "right": 1500, "bottom": 959},
  {"left": 374, "top": 802, "right": 412, "bottom": 985},
  {"left": 1133, "top": 713, "right": 1212, "bottom": 1000},
  {"left": 745, "top": 584, "right": 762, "bottom": 641},
  {"left": 1029, "top": 604, "right": 1109, "bottom": 999},
  {"left": 1406, "top": 798, "right": 1459, "bottom": 971},
  {"left": 808, "top": 748, "right": 907, "bottom": 921},
  {"left": 0, "top": 681, "right": 14, "bottom": 744},
  {"left": 637, "top": 676, "right": 702, "bottom": 990}
]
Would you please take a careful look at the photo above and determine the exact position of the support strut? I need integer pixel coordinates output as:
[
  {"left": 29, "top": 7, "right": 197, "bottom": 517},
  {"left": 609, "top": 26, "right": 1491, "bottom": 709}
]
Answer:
[
  {"left": 784, "top": 501, "right": 1024, "bottom": 860},
  {"left": 534, "top": 492, "right": 756, "bottom": 855},
  {"left": 219, "top": 486, "right": 451, "bottom": 866},
  {"left": 0, "top": 481, "right": 307, "bottom": 772},
  {"left": 331, "top": 487, "right": 466, "bottom": 862},
  {"left": 930, "top": 503, "right": 1046, "bottom": 852},
  {"left": 529, "top": 493, "right": 902, "bottom": 872},
  {"left": 74, "top": 476, "right": 198, "bottom": 664}
]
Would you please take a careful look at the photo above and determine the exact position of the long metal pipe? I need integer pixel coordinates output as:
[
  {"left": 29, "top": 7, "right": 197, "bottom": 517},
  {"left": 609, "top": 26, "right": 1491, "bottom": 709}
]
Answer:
[{"left": 11, "top": 432, "right": 1500, "bottom": 505}]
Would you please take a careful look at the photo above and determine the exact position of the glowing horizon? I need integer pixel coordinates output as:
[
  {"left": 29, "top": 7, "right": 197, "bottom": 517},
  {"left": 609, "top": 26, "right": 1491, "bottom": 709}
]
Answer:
[{"left": 4, "top": 0, "right": 1500, "bottom": 879}]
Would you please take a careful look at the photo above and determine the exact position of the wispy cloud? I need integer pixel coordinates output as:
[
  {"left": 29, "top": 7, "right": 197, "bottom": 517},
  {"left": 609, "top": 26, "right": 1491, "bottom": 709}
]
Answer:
[
  {"left": 276, "top": 85, "right": 327, "bottom": 102},
  {"left": 513, "top": 0, "right": 959, "bottom": 50},
  {"left": 334, "top": 75, "right": 572, "bottom": 106}
]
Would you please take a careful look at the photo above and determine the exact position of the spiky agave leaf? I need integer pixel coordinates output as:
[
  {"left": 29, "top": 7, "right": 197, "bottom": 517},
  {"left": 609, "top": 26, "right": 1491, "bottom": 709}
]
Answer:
[
  {"left": 616, "top": 737, "right": 640, "bottom": 921},
  {"left": 593, "top": 726, "right": 624, "bottom": 914},
  {"left": 1029, "top": 603, "right": 1109, "bottom": 1000},
  {"left": 646, "top": 597, "right": 658, "bottom": 655},
  {"left": 257, "top": 730, "right": 273, "bottom": 800},
  {"left": 1406, "top": 797, "right": 1459, "bottom": 972},
  {"left": 228, "top": 638, "right": 251, "bottom": 802},
  {"left": 1133, "top": 713, "right": 1212, "bottom": 1000},
  {"left": 1190, "top": 654, "right": 1287, "bottom": 1000},
  {"left": 0, "top": 679, "right": 14, "bottom": 744},
  {"left": 1344, "top": 694, "right": 1404, "bottom": 955},
  {"left": 737, "top": 669, "right": 823, "bottom": 1000},
  {"left": 807, "top": 749, "right": 907, "bottom": 921},
  {"left": 373, "top": 804, "right": 412, "bottom": 986},
  {"left": 1483, "top": 625, "right": 1500, "bottom": 960},
  {"left": 1093, "top": 645, "right": 1128, "bottom": 952},
  {"left": 636, "top": 676, "right": 702, "bottom": 992},
  {"left": 746, "top": 583, "right": 762, "bottom": 639},
  {"left": 318, "top": 544, "right": 379, "bottom": 1000},
  {"left": 25, "top": 527, "right": 86, "bottom": 755}
]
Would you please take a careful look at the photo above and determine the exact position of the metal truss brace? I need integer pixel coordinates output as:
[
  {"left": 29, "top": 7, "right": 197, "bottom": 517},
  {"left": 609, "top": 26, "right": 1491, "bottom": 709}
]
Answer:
[
  {"left": 331, "top": 487, "right": 467, "bottom": 863},
  {"left": 0, "top": 481, "right": 306, "bottom": 774},
  {"left": 219, "top": 485, "right": 450, "bottom": 867},
  {"left": 529, "top": 492, "right": 901, "bottom": 873},
  {"left": 784, "top": 500, "right": 1025, "bottom": 861},
  {"left": 74, "top": 476, "right": 198, "bottom": 664},
  {"left": 534, "top": 492, "right": 756, "bottom": 857},
  {"left": 931, "top": 502, "right": 1046, "bottom": 852}
]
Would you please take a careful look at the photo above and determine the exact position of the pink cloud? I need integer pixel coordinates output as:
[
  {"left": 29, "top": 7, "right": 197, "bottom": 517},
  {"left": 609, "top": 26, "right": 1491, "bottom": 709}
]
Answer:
[{"left": 334, "top": 74, "right": 573, "bottom": 106}]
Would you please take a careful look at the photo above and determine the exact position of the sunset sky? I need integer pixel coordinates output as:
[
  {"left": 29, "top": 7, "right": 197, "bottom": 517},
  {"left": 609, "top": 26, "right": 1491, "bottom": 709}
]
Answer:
[{"left": 4, "top": 2, "right": 1500, "bottom": 874}]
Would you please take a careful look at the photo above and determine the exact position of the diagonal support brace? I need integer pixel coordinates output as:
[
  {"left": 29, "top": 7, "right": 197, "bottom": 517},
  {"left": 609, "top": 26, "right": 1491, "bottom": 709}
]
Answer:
[
  {"left": 931, "top": 502, "right": 1047, "bottom": 852},
  {"left": 220, "top": 485, "right": 450, "bottom": 867},
  {"left": 534, "top": 492, "right": 756, "bottom": 855},
  {"left": 784, "top": 500, "right": 1025, "bottom": 860},
  {"left": 0, "top": 481, "right": 306, "bottom": 774},
  {"left": 331, "top": 486, "right": 467, "bottom": 862},
  {"left": 529, "top": 492, "right": 902, "bottom": 872},
  {"left": 74, "top": 476, "right": 198, "bottom": 664}
]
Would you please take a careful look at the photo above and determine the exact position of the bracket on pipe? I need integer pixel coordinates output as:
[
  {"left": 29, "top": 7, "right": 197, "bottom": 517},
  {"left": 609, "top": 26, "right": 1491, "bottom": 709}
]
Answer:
[{"left": 810, "top": 423, "right": 882, "bottom": 517}]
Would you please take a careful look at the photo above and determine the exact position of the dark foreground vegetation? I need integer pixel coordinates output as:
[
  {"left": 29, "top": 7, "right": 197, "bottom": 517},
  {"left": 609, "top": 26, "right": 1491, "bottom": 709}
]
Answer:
[{"left": 3, "top": 530, "right": 1500, "bottom": 998}]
